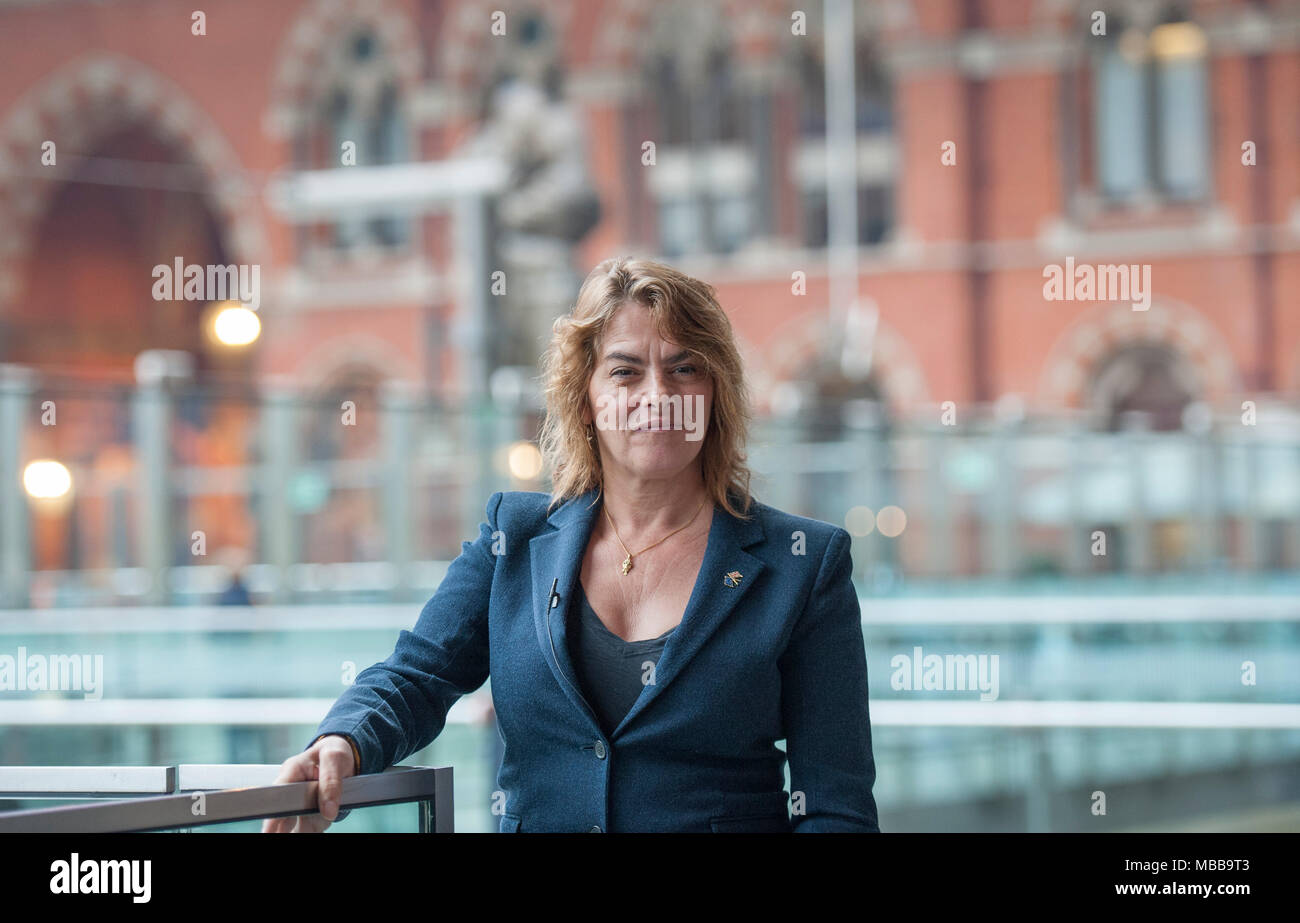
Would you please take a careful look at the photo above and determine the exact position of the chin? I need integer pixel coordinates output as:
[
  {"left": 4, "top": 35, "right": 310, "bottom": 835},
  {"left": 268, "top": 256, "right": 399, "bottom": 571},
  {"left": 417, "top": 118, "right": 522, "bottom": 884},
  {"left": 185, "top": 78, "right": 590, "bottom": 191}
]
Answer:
[{"left": 630, "top": 453, "right": 702, "bottom": 479}]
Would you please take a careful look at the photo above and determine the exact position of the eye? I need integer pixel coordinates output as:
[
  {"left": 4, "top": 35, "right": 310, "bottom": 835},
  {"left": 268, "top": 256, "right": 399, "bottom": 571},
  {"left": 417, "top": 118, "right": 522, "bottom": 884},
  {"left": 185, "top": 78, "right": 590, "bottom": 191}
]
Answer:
[
  {"left": 674, "top": 365, "right": 699, "bottom": 375},
  {"left": 610, "top": 367, "right": 635, "bottom": 378}
]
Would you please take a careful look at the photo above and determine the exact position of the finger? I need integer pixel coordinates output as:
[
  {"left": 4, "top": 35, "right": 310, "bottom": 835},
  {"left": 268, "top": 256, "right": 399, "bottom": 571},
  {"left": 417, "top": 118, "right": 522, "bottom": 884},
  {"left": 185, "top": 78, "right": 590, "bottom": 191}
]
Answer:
[
  {"left": 304, "top": 813, "right": 330, "bottom": 833},
  {"left": 268, "top": 771, "right": 307, "bottom": 831},
  {"left": 267, "top": 751, "right": 321, "bottom": 829},
  {"left": 291, "top": 813, "right": 328, "bottom": 833},
  {"left": 318, "top": 746, "right": 349, "bottom": 822},
  {"left": 273, "top": 754, "right": 311, "bottom": 785}
]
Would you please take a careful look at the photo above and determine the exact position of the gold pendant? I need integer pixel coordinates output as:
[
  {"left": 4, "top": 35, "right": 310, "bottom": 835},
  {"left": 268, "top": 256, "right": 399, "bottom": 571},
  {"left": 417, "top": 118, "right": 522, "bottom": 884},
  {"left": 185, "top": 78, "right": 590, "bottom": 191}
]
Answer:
[{"left": 620, "top": 555, "right": 632, "bottom": 575}]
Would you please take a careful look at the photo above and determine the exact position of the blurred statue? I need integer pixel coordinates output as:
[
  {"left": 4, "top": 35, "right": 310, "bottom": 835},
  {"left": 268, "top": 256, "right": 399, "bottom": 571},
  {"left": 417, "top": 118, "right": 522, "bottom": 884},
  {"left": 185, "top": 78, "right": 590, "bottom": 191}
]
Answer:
[
  {"left": 460, "top": 76, "right": 601, "bottom": 376},
  {"left": 465, "top": 77, "right": 601, "bottom": 243}
]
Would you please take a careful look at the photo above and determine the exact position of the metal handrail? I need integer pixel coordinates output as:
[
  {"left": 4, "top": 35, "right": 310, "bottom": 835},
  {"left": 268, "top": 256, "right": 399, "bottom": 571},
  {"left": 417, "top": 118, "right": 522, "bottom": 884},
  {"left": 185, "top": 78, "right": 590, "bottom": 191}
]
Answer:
[{"left": 0, "top": 764, "right": 452, "bottom": 833}]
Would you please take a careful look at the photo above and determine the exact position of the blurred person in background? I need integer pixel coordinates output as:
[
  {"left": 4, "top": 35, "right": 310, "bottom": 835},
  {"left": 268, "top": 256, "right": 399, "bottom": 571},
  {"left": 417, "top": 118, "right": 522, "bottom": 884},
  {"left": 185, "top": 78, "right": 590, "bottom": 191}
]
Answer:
[
  {"left": 263, "top": 257, "right": 879, "bottom": 833},
  {"left": 215, "top": 546, "right": 253, "bottom": 607}
]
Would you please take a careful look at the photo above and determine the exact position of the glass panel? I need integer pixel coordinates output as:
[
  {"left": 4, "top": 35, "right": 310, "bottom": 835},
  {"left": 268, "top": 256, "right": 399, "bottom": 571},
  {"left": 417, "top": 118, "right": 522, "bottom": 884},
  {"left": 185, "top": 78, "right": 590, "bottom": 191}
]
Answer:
[
  {"left": 1156, "top": 56, "right": 1209, "bottom": 199},
  {"left": 1094, "top": 46, "right": 1149, "bottom": 199},
  {"left": 658, "top": 196, "right": 702, "bottom": 259},
  {"left": 710, "top": 191, "right": 751, "bottom": 254}
]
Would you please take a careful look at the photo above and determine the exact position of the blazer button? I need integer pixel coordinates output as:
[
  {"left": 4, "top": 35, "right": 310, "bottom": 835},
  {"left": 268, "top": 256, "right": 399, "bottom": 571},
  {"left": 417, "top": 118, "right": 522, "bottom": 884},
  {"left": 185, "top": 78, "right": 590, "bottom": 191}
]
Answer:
[
  {"left": 589, "top": 825, "right": 602, "bottom": 832},
  {"left": 593, "top": 740, "right": 606, "bottom": 759}
]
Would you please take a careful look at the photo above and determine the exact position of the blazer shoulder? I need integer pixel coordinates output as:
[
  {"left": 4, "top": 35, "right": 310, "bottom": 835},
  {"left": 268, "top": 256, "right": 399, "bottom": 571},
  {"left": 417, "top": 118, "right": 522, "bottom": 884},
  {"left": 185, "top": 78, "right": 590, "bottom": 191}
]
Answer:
[
  {"left": 488, "top": 491, "right": 559, "bottom": 535},
  {"left": 749, "top": 498, "right": 847, "bottom": 549}
]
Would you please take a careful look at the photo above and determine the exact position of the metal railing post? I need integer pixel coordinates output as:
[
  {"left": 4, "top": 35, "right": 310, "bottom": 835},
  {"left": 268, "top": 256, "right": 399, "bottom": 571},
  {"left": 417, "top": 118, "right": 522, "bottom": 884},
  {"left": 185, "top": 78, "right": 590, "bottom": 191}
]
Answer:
[
  {"left": 382, "top": 380, "right": 416, "bottom": 600},
  {"left": 260, "top": 380, "right": 299, "bottom": 603},
  {"left": 132, "top": 351, "right": 191, "bottom": 606},
  {"left": 0, "top": 364, "right": 34, "bottom": 608}
]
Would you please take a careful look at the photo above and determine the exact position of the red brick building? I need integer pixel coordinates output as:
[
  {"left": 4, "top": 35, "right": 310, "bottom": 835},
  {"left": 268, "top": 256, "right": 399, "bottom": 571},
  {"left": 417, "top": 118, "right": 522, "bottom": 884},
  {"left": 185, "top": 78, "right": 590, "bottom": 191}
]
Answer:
[{"left": 0, "top": 0, "right": 1296, "bottom": 446}]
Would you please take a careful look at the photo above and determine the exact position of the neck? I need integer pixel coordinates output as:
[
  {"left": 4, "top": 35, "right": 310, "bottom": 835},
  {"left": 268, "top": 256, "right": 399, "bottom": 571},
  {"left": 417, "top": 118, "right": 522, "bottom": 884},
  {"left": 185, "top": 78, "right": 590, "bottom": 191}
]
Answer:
[{"left": 598, "top": 466, "right": 711, "bottom": 538}]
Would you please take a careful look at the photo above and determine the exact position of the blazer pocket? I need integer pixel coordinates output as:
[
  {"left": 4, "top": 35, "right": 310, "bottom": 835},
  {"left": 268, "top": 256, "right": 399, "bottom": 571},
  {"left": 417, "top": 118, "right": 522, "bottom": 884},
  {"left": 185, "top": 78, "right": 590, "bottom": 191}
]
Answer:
[
  {"left": 499, "top": 812, "right": 521, "bottom": 833},
  {"left": 708, "top": 812, "right": 791, "bottom": 833}
]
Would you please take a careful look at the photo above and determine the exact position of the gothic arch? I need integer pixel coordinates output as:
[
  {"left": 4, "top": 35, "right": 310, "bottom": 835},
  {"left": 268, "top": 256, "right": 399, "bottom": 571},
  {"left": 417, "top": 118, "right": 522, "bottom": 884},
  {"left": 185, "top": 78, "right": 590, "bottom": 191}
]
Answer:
[
  {"left": 264, "top": 0, "right": 422, "bottom": 139},
  {"left": 0, "top": 53, "right": 269, "bottom": 307},
  {"left": 591, "top": 0, "right": 784, "bottom": 75},
  {"left": 590, "top": 0, "right": 911, "bottom": 76},
  {"left": 439, "top": 0, "right": 576, "bottom": 93},
  {"left": 1037, "top": 299, "right": 1242, "bottom": 409},
  {"left": 293, "top": 333, "right": 420, "bottom": 389},
  {"left": 762, "top": 307, "right": 929, "bottom": 414}
]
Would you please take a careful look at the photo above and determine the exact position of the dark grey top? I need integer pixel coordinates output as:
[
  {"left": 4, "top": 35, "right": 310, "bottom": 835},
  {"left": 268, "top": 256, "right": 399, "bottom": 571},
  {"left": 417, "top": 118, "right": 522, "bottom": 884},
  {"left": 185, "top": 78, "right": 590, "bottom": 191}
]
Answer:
[{"left": 567, "top": 582, "right": 675, "bottom": 737}]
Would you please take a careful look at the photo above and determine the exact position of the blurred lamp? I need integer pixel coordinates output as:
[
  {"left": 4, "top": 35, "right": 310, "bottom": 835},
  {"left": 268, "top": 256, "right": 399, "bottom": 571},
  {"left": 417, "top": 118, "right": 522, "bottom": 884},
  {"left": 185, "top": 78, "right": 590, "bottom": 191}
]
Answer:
[
  {"left": 1149, "top": 22, "right": 1207, "bottom": 60},
  {"left": 23, "top": 460, "right": 72, "bottom": 500},
  {"left": 211, "top": 302, "right": 261, "bottom": 347},
  {"left": 507, "top": 441, "right": 543, "bottom": 480},
  {"left": 844, "top": 506, "right": 875, "bottom": 536},
  {"left": 876, "top": 505, "right": 907, "bottom": 538}
]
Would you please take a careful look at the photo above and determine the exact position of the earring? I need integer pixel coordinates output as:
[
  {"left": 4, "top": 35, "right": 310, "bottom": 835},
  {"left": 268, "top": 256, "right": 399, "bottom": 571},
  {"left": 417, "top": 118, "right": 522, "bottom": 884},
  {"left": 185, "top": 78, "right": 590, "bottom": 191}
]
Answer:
[{"left": 586, "top": 423, "right": 595, "bottom": 445}]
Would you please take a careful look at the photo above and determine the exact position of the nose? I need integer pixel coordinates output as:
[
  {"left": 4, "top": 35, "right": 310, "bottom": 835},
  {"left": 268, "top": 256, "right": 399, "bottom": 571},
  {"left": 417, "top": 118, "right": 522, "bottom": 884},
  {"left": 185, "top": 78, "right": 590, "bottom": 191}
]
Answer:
[{"left": 629, "top": 367, "right": 675, "bottom": 424}]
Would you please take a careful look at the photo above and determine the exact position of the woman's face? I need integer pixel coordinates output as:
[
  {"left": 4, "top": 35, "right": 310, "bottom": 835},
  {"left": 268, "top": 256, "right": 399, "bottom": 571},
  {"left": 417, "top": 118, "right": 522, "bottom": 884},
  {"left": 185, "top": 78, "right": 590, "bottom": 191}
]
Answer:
[{"left": 584, "top": 301, "right": 713, "bottom": 485}]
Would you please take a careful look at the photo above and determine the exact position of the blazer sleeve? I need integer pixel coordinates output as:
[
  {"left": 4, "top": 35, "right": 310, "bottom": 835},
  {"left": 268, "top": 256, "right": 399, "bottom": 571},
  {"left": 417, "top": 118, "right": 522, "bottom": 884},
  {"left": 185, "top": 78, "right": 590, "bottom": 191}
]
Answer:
[
  {"left": 307, "top": 491, "right": 503, "bottom": 776},
  {"left": 778, "top": 527, "right": 880, "bottom": 832}
]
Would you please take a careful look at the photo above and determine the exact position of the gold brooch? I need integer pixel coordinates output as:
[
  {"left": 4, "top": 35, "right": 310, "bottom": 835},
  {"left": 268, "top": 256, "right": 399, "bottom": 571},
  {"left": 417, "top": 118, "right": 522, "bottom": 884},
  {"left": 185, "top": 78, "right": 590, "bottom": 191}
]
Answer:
[{"left": 724, "top": 570, "right": 743, "bottom": 588}]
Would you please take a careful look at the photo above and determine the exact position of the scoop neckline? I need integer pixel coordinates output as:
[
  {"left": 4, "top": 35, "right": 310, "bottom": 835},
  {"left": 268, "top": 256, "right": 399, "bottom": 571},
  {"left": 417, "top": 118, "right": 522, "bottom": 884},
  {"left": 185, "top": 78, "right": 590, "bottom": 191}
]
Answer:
[{"left": 576, "top": 582, "right": 677, "bottom": 647}]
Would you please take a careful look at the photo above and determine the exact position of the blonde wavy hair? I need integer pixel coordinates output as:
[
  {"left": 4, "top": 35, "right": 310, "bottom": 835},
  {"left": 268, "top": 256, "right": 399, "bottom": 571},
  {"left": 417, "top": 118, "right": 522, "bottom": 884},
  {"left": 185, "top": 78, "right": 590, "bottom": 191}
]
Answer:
[{"left": 538, "top": 256, "right": 754, "bottom": 519}]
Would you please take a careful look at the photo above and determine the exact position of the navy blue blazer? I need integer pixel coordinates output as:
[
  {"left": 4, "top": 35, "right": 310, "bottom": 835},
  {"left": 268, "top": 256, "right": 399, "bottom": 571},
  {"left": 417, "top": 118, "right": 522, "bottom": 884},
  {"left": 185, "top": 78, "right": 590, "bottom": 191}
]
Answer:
[{"left": 310, "top": 487, "right": 880, "bottom": 832}]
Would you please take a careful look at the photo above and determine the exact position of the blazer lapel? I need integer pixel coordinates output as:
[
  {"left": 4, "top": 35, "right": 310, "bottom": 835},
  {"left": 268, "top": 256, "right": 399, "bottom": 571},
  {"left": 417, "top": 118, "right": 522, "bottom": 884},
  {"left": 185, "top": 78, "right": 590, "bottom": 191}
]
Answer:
[
  {"left": 530, "top": 487, "right": 767, "bottom": 737},
  {"left": 529, "top": 489, "right": 603, "bottom": 724},
  {"left": 611, "top": 496, "right": 765, "bottom": 736}
]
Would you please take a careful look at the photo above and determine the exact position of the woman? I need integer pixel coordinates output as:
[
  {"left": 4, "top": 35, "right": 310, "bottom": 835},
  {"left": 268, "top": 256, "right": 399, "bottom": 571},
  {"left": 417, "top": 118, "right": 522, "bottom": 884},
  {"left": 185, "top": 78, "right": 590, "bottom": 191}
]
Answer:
[{"left": 263, "top": 257, "right": 879, "bottom": 833}]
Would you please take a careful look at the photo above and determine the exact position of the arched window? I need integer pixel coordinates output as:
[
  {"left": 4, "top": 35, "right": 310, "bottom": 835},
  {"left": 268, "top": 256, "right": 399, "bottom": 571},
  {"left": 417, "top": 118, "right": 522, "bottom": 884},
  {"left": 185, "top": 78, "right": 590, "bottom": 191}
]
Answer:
[
  {"left": 1090, "top": 7, "right": 1209, "bottom": 203},
  {"left": 305, "top": 367, "right": 383, "bottom": 462},
  {"left": 794, "top": 36, "right": 893, "bottom": 138},
  {"left": 474, "top": 7, "right": 563, "bottom": 117},
  {"left": 807, "top": 367, "right": 888, "bottom": 440},
  {"left": 1088, "top": 343, "right": 1197, "bottom": 432},
  {"left": 301, "top": 27, "right": 412, "bottom": 255},
  {"left": 795, "top": 360, "right": 891, "bottom": 534},
  {"left": 791, "top": 35, "right": 896, "bottom": 247},
  {"left": 639, "top": 2, "right": 753, "bottom": 258}
]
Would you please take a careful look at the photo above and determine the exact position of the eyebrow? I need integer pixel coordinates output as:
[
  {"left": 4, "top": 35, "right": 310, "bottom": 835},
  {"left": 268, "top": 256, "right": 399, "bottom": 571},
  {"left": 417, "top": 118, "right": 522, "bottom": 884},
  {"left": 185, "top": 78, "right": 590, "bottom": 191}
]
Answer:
[{"left": 603, "top": 349, "right": 693, "bottom": 365}]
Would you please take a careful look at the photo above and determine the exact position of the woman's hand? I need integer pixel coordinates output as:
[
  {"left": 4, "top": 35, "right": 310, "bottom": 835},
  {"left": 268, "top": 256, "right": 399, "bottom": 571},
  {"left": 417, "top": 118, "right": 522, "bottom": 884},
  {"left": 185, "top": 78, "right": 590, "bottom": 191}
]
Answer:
[{"left": 260, "top": 735, "right": 357, "bottom": 833}]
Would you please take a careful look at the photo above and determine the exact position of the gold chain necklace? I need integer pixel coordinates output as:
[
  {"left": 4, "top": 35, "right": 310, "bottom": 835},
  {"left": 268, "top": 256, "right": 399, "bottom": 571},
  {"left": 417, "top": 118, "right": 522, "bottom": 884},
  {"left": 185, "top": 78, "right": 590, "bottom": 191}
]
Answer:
[{"left": 602, "top": 495, "right": 708, "bottom": 576}]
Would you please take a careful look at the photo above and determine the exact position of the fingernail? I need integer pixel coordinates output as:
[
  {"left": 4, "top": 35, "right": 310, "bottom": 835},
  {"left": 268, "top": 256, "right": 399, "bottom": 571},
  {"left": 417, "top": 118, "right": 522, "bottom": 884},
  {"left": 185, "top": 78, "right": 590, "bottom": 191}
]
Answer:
[{"left": 323, "top": 800, "right": 335, "bottom": 814}]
